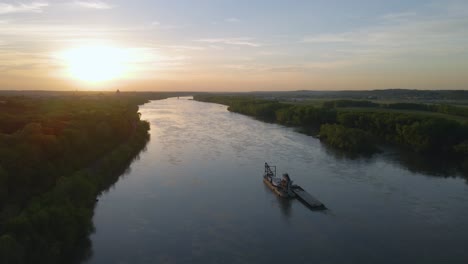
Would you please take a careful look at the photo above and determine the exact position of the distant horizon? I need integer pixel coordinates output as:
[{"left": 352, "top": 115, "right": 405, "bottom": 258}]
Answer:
[
  {"left": 1, "top": 1, "right": 468, "bottom": 91},
  {"left": 1, "top": 88, "right": 467, "bottom": 93}
]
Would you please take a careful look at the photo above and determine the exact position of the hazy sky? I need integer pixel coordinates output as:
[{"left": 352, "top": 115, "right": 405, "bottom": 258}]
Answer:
[{"left": 0, "top": 0, "right": 467, "bottom": 91}]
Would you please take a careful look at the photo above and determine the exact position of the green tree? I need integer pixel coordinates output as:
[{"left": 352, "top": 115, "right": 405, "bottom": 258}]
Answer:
[
  {"left": 0, "top": 234, "right": 24, "bottom": 264},
  {"left": 0, "top": 166, "right": 8, "bottom": 207}
]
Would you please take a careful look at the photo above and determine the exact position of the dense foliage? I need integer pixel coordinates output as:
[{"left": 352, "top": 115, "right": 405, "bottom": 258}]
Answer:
[
  {"left": 194, "top": 95, "right": 468, "bottom": 172},
  {"left": 322, "top": 100, "right": 379, "bottom": 108},
  {"left": 319, "top": 124, "right": 377, "bottom": 153},
  {"left": 0, "top": 93, "right": 162, "bottom": 263}
]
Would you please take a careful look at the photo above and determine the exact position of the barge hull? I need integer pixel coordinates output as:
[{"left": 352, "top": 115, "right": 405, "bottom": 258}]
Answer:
[{"left": 263, "top": 178, "right": 295, "bottom": 198}]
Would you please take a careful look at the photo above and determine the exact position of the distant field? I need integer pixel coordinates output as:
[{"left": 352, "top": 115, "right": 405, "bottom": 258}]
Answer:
[
  {"left": 280, "top": 98, "right": 468, "bottom": 107},
  {"left": 275, "top": 98, "right": 468, "bottom": 123}
]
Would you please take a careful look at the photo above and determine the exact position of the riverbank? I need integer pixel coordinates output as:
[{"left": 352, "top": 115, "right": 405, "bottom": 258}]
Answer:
[
  {"left": 0, "top": 93, "right": 164, "bottom": 264},
  {"left": 194, "top": 95, "right": 468, "bottom": 175}
]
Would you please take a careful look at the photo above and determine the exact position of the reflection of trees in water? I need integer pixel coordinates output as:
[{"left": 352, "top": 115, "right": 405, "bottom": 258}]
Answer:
[
  {"left": 71, "top": 137, "right": 150, "bottom": 263},
  {"left": 322, "top": 143, "right": 376, "bottom": 162},
  {"left": 384, "top": 150, "right": 464, "bottom": 178},
  {"left": 323, "top": 142, "right": 467, "bottom": 181}
]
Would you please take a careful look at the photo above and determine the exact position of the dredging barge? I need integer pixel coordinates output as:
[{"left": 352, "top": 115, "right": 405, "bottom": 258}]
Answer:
[{"left": 263, "top": 162, "right": 325, "bottom": 210}]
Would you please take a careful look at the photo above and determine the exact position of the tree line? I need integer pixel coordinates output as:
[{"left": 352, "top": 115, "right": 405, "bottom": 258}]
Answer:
[{"left": 321, "top": 99, "right": 468, "bottom": 118}]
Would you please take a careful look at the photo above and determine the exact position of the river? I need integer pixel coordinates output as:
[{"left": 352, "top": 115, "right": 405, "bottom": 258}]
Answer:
[{"left": 84, "top": 97, "right": 468, "bottom": 264}]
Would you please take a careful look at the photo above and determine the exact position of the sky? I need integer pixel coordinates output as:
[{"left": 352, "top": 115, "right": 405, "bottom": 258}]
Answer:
[{"left": 0, "top": 0, "right": 467, "bottom": 91}]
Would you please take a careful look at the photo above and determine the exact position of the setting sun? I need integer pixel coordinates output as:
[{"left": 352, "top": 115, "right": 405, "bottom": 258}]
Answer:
[{"left": 60, "top": 45, "right": 132, "bottom": 83}]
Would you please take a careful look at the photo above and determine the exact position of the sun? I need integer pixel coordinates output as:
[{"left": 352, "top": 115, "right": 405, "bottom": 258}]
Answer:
[{"left": 61, "top": 45, "right": 132, "bottom": 83}]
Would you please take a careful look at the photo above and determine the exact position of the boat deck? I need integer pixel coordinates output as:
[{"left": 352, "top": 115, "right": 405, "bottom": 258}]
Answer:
[{"left": 292, "top": 188, "right": 325, "bottom": 209}]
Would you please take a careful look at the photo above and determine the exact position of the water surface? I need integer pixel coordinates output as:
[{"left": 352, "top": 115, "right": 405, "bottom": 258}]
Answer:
[{"left": 85, "top": 97, "right": 468, "bottom": 264}]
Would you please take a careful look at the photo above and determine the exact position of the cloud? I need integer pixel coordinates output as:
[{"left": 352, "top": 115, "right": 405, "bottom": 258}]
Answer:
[
  {"left": 0, "top": 21, "right": 145, "bottom": 46},
  {"left": 208, "top": 45, "right": 224, "bottom": 50},
  {"left": 303, "top": 33, "right": 353, "bottom": 43},
  {"left": 0, "top": 48, "right": 53, "bottom": 75},
  {"left": 221, "top": 60, "right": 355, "bottom": 74},
  {"left": 265, "top": 66, "right": 307, "bottom": 73},
  {"left": 166, "top": 45, "right": 205, "bottom": 51},
  {"left": 196, "top": 38, "right": 261, "bottom": 47},
  {"left": 74, "top": 1, "right": 112, "bottom": 10},
  {"left": 0, "top": 2, "right": 48, "bottom": 14},
  {"left": 118, "top": 48, "right": 189, "bottom": 75},
  {"left": 161, "top": 24, "right": 186, "bottom": 30},
  {"left": 225, "top": 18, "right": 240, "bottom": 23},
  {"left": 301, "top": 7, "right": 468, "bottom": 64},
  {"left": 381, "top": 12, "right": 417, "bottom": 22},
  {"left": 150, "top": 22, "right": 185, "bottom": 30}
]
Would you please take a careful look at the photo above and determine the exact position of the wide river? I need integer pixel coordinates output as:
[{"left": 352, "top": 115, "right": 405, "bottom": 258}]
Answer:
[{"left": 85, "top": 97, "right": 468, "bottom": 264}]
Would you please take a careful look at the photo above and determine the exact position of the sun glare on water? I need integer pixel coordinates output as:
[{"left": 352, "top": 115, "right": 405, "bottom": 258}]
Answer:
[{"left": 60, "top": 45, "right": 132, "bottom": 83}]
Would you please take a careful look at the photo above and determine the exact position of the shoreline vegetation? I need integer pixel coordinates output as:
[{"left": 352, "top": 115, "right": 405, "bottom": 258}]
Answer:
[
  {"left": 0, "top": 92, "right": 171, "bottom": 264},
  {"left": 193, "top": 94, "right": 468, "bottom": 175}
]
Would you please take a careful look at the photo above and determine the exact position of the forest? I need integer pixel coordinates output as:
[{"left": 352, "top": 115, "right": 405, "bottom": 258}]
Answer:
[
  {"left": 0, "top": 92, "right": 168, "bottom": 263},
  {"left": 194, "top": 95, "right": 468, "bottom": 174}
]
